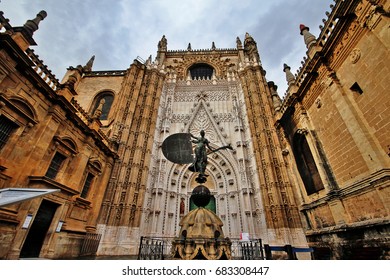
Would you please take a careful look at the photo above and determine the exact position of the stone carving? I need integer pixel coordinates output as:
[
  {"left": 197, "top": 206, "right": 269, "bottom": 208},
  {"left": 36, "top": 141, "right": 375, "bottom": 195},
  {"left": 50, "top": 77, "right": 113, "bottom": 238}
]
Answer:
[
  {"left": 315, "top": 98, "right": 322, "bottom": 108},
  {"left": 158, "top": 35, "right": 167, "bottom": 51},
  {"left": 350, "top": 48, "right": 361, "bottom": 64}
]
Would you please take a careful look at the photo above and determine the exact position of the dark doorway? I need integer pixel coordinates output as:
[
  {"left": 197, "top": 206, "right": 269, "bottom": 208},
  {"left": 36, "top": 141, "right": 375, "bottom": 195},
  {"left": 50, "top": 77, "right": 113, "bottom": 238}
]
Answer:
[{"left": 20, "top": 200, "right": 58, "bottom": 258}]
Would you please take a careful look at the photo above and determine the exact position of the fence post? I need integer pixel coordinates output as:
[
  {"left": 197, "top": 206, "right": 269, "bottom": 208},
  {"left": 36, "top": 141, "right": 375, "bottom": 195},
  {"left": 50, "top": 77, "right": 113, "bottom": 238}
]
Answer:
[
  {"left": 259, "top": 239, "right": 264, "bottom": 259},
  {"left": 285, "top": 245, "right": 295, "bottom": 260},
  {"left": 137, "top": 236, "right": 144, "bottom": 260},
  {"left": 264, "top": 244, "right": 272, "bottom": 260}
]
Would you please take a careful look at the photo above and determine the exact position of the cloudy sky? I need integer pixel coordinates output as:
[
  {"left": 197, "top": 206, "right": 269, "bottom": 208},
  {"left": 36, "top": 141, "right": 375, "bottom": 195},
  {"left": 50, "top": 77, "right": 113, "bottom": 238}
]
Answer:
[{"left": 2, "top": 0, "right": 332, "bottom": 95}]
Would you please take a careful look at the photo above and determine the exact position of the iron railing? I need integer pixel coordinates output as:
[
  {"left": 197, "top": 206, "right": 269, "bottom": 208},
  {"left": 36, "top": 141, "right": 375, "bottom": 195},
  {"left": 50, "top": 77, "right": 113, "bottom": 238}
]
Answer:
[
  {"left": 137, "top": 236, "right": 265, "bottom": 260},
  {"left": 80, "top": 233, "right": 102, "bottom": 257},
  {"left": 137, "top": 236, "right": 174, "bottom": 260},
  {"left": 137, "top": 236, "right": 314, "bottom": 260}
]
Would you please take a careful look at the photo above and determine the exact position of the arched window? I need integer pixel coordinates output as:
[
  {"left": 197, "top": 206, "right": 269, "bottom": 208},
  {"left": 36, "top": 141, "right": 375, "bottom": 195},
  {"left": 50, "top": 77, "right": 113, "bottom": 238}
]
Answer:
[
  {"left": 293, "top": 132, "right": 324, "bottom": 195},
  {"left": 188, "top": 63, "right": 214, "bottom": 80},
  {"left": 91, "top": 92, "right": 114, "bottom": 120}
]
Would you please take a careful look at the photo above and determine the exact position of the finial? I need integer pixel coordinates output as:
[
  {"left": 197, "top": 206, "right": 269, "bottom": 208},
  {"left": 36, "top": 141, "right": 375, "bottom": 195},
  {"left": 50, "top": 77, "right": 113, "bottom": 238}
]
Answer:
[
  {"left": 283, "top": 63, "right": 296, "bottom": 86},
  {"left": 187, "top": 43, "right": 192, "bottom": 51},
  {"left": 300, "top": 24, "right": 316, "bottom": 49},
  {"left": 268, "top": 81, "right": 282, "bottom": 111},
  {"left": 299, "top": 24, "right": 308, "bottom": 35},
  {"left": 268, "top": 81, "right": 277, "bottom": 91},
  {"left": 83, "top": 55, "right": 95, "bottom": 72},
  {"left": 211, "top": 41, "right": 216, "bottom": 50},
  {"left": 23, "top": 10, "right": 47, "bottom": 36}
]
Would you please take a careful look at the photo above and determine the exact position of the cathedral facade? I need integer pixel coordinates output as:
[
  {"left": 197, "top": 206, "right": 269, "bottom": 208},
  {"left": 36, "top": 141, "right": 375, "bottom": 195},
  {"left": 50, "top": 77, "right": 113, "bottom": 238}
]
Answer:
[
  {"left": 0, "top": 0, "right": 389, "bottom": 260},
  {"left": 87, "top": 33, "right": 308, "bottom": 256}
]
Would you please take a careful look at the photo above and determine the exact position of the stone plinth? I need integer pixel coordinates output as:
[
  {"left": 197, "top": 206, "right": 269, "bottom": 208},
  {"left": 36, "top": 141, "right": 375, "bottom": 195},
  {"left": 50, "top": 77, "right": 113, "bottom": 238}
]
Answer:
[{"left": 172, "top": 207, "right": 232, "bottom": 260}]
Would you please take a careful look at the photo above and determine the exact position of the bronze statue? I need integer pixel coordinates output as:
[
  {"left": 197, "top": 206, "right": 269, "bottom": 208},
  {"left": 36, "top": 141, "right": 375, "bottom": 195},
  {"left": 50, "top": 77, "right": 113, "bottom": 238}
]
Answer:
[
  {"left": 188, "top": 130, "right": 232, "bottom": 183},
  {"left": 161, "top": 130, "right": 233, "bottom": 183}
]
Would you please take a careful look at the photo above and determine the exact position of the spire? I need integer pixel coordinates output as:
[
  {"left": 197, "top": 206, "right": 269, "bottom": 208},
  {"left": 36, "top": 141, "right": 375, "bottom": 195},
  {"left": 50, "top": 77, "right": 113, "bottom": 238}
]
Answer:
[
  {"left": 23, "top": 10, "right": 47, "bottom": 36},
  {"left": 211, "top": 41, "right": 216, "bottom": 50},
  {"left": 243, "top": 32, "right": 260, "bottom": 62},
  {"left": 300, "top": 24, "right": 316, "bottom": 49},
  {"left": 11, "top": 10, "right": 47, "bottom": 50},
  {"left": 283, "top": 63, "right": 296, "bottom": 86},
  {"left": 146, "top": 55, "right": 152, "bottom": 66},
  {"left": 236, "top": 36, "right": 243, "bottom": 49},
  {"left": 268, "top": 81, "right": 282, "bottom": 111},
  {"left": 158, "top": 35, "right": 167, "bottom": 52},
  {"left": 83, "top": 55, "right": 95, "bottom": 72},
  {"left": 244, "top": 32, "right": 255, "bottom": 46},
  {"left": 187, "top": 43, "right": 192, "bottom": 51},
  {"left": 157, "top": 35, "right": 167, "bottom": 65}
]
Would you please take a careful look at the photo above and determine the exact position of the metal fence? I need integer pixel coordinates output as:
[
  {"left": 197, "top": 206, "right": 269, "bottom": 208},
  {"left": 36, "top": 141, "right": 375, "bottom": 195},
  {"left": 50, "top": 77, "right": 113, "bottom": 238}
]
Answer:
[
  {"left": 231, "top": 239, "right": 264, "bottom": 260},
  {"left": 137, "top": 236, "right": 314, "bottom": 260},
  {"left": 137, "top": 236, "right": 265, "bottom": 260},
  {"left": 80, "top": 233, "right": 102, "bottom": 257},
  {"left": 137, "top": 236, "right": 174, "bottom": 260}
]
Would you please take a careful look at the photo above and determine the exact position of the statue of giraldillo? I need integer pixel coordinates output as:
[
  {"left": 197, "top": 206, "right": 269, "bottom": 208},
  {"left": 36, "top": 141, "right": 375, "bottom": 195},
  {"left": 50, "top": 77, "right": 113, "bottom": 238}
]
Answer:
[{"left": 188, "top": 130, "right": 233, "bottom": 183}]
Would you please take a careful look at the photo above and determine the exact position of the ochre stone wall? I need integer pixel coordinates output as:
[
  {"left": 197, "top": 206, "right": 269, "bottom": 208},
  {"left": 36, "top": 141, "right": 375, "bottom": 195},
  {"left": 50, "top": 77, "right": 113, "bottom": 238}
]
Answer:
[
  {"left": 76, "top": 75, "right": 124, "bottom": 112},
  {"left": 343, "top": 190, "right": 388, "bottom": 223},
  {"left": 308, "top": 204, "right": 335, "bottom": 229},
  {"left": 277, "top": 0, "right": 390, "bottom": 259},
  {"left": 0, "top": 28, "right": 116, "bottom": 259}
]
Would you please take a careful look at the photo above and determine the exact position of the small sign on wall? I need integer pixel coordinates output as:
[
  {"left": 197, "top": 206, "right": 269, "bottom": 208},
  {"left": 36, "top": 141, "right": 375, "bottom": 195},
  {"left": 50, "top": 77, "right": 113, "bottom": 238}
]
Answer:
[
  {"left": 240, "top": 232, "right": 250, "bottom": 241},
  {"left": 55, "top": 221, "right": 64, "bottom": 233},
  {"left": 22, "top": 214, "right": 33, "bottom": 229}
]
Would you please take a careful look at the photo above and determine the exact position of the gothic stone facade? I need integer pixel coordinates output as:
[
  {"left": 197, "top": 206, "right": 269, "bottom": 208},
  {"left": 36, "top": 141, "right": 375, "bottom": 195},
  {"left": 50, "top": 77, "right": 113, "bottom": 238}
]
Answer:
[
  {"left": 0, "top": 0, "right": 389, "bottom": 260},
  {"left": 72, "top": 35, "right": 307, "bottom": 257}
]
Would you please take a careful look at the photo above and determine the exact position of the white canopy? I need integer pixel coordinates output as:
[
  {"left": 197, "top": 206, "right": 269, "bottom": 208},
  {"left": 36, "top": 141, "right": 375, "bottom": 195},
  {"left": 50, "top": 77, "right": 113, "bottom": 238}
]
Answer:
[{"left": 0, "top": 188, "right": 60, "bottom": 207}]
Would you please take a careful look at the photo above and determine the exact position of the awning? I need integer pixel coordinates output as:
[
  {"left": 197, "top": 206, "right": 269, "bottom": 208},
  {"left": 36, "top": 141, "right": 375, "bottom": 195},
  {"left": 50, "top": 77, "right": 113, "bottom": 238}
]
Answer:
[{"left": 0, "top": 188, "right": 60, "bottom": 207}]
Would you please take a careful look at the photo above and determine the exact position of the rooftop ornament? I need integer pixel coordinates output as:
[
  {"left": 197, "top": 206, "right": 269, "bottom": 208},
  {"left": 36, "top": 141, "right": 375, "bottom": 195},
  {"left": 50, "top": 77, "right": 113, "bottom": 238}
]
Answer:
[{"left": 300, "top": 24, "right": 317, "bottom": 50}]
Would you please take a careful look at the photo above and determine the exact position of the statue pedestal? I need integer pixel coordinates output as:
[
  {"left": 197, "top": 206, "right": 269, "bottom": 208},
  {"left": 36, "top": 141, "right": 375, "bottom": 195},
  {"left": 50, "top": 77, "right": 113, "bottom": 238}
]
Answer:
[{"left": 171, "top": 207, "right": 232, "bottom": 260}]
